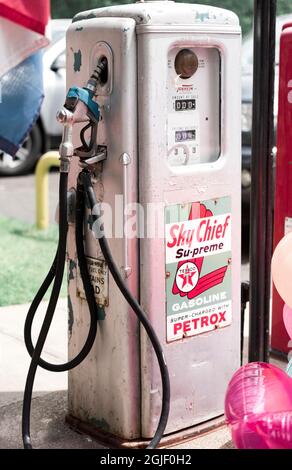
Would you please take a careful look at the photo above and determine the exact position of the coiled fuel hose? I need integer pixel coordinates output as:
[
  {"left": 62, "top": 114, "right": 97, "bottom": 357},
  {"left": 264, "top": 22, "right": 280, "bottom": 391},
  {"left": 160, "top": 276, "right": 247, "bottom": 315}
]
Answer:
[
  {"left": 78, "top": 169, "right": 170, "bottom": 449},
  {"left": 22, "top": 168, "right": 170, "bottom": 449}
]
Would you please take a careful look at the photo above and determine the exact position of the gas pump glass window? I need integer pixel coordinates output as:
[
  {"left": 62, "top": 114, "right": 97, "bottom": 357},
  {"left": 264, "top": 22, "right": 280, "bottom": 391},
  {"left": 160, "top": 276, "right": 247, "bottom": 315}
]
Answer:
[{"left": 168, "top": 46, "right": 221, "bottom": 167}]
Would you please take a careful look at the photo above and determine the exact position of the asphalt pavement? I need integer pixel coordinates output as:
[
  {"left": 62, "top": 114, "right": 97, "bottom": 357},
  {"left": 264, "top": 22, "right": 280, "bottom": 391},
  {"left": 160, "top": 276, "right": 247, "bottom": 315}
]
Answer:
[{"left": 0, "top": 172, "right": 59, "bottom": 225}]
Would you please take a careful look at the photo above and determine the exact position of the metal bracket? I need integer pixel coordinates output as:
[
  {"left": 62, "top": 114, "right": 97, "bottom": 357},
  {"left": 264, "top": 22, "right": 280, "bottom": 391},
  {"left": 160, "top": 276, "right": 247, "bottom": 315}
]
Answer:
[{"left": 120, "top": 153, "right": 132, "bottom": 279}]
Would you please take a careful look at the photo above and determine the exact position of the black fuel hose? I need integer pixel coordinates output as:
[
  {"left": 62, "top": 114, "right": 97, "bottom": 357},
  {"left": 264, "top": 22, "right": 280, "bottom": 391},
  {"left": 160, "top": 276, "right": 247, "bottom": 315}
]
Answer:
[
  {"left": 22, "top": 168, "right": 170, "bottom": 449},
  {"left": 22, "top": 171, "right": 100, "bottom": 448},
  {"left": 79, "top": 170, "right": 171, "bottom": 449},
  {"left": 23, "top": 187, "right": 99, "bottom": 372},
  {"left": 22, "top": 171, "right": 69, "bottom": 449}
]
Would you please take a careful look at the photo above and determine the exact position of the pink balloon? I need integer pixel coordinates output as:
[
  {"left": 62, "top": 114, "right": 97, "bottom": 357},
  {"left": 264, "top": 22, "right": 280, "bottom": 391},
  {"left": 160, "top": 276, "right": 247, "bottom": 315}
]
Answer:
[
  {"left": 283, "top": 304, "right": 292, "bottom": 340},
  {"left": 225, "top": 362, "right": 292, "bottom": 449},
  {"left": 272, "top": 232, "right": 292, "bottom": 308}
]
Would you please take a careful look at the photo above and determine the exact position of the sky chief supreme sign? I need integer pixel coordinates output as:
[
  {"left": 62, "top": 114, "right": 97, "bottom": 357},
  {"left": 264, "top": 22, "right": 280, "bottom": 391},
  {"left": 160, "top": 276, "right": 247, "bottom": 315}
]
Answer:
[{"left": 165, "top": 198, "right": 232, "bottom": 342}]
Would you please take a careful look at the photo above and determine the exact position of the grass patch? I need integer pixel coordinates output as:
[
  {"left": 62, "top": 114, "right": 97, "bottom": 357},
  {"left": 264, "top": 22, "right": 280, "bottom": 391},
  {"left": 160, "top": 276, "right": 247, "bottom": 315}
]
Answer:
[{"left": 0, "top": 218, "right": 66, "bottom": 307}]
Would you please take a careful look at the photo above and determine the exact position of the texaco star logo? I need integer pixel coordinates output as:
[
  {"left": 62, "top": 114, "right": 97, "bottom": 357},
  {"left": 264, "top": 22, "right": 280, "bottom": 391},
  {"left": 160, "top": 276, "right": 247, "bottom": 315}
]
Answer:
[{"left": 175, "top": 261, "right": 199, "bottom": 293}]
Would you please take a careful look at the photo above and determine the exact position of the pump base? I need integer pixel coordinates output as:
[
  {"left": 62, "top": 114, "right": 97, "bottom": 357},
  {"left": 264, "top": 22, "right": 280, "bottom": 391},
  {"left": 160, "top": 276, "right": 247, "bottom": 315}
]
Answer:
[{"left": 65, "top": 414, "right": 226, "bottom": 449}]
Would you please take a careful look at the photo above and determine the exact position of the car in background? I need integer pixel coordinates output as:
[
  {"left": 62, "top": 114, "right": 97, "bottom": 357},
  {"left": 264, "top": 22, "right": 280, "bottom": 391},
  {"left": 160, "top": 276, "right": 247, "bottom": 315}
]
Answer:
[
  {"left": 0, "top": 19, "right": 71, "bottom": 176},
  {"left": 241, "top": 14, "right": 292, "bottom": 226}
]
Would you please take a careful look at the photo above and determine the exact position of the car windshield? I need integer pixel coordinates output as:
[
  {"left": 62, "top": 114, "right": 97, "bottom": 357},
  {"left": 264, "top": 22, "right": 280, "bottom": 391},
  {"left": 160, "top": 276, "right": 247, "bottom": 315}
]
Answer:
[{"left": 242, "top": 14, "right": 292, "bottom": 67}]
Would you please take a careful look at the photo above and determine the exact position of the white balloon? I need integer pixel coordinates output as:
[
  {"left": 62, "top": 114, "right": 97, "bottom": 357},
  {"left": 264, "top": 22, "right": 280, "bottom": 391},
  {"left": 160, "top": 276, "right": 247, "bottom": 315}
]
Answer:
[{"left": 272, "top": 232, "right": 292, "bottom": 309}]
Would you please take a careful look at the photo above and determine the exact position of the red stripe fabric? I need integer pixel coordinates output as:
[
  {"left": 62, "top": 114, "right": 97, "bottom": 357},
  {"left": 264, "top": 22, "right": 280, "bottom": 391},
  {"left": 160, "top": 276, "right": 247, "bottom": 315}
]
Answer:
[{"left": 0, "top": 0, "right": 50, "bottom": 35}]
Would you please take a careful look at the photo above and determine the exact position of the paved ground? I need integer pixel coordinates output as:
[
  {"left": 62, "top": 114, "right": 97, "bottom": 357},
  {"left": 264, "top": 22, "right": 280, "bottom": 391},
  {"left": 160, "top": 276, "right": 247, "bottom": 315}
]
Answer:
[
  {"left": 0, "top": 172, "right": 59, "bottom": 225},
  {"left": 0, "top": 299, "right": 68, "bottom": 404},
  {"left": 0, "top": 391, "right": 104, "bottom": 449}
]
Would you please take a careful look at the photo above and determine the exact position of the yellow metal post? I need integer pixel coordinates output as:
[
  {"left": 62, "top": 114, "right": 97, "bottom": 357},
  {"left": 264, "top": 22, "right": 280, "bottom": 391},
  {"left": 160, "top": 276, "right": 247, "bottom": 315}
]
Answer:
[{"left": 35, "top": 151, "right": 60, "bottom": 230}]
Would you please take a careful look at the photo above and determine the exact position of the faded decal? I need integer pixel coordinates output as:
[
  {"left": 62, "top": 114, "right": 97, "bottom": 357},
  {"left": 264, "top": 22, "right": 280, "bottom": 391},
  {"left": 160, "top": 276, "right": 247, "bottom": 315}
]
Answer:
[{"left": 77, "top": 256, "right": 109, "bottom": 309}]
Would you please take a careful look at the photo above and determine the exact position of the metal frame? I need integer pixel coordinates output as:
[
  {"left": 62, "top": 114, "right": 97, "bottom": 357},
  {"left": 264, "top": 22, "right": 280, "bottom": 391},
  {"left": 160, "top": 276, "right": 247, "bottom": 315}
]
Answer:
[{"left": 249, "top": 0, "right": 277, "bottom": 362}]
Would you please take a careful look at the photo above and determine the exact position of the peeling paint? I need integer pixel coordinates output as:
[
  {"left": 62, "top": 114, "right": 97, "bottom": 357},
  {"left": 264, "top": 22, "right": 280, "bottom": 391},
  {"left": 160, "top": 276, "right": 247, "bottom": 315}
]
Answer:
[
  {"left": 69, "top": 259, "right": 76, "bottom": 281},
  {"left": 136, "top": 15, "right": 144, "bottom": 24},
  {"left": 87, "top": 214, "right": 98, "bottom": 231},
  {"left": 73, "top": 12, "right": 97, "bottom": 23},
  {"left": 68, "top": 295, "right": 74, "bottom": 336},
  {"left": 97, "top": 305, "right": 106, "bottom": 321},
  {"left": 195, "top": 12, "right": 210, "bottom": 22},
  {"left": 73, "top": 49, "right": 82, "bottom": 72}
]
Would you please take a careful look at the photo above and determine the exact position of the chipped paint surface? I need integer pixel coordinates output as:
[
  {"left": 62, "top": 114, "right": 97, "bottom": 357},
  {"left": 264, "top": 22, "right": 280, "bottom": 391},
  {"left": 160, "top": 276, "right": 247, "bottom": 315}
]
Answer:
[
  {"left": 69, "top": 259, "right": 76, "bottom": 281},
  {"left": 68, "top": 295, "right": 74, "bottom": 337},
  {"left": 97, "top": 305, "right": 106, "bottom": 321},
  {"left": 196, "top": 11, "right": 210, "bottom": 22},
  {"left": 71, "top": 3, "right": 239, "bottom": 28},
  {"left": 74, "top": 12, "right": 97, "bottom": 22},
  {"left": 73, "top": 49, "right": 82, "bottom": 72},
  {"left": 87, "top": 215, "right": 95, "bottom": 230},
  {"left": 76, "top": 26, "right": 83, "bottom": 31}
]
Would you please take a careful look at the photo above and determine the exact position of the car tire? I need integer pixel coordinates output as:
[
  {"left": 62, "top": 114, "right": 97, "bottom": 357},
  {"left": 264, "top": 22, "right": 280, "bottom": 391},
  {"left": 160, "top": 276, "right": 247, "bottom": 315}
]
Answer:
[{"left": 0, "top": 124, "right": 42, "bottom": 176}]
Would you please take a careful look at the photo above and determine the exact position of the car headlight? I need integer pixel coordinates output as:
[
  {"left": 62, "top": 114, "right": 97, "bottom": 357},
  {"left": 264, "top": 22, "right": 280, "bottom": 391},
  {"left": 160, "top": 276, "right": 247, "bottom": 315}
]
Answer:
[{"left": 242, "top": 102, "right": 253, "bottom": 133}]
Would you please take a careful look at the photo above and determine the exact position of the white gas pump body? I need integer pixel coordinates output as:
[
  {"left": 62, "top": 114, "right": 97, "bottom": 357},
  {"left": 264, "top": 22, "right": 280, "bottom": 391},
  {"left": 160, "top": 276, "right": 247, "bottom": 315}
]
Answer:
[{"left": 66, "top": 1, "right": 241, "bottom": 441}]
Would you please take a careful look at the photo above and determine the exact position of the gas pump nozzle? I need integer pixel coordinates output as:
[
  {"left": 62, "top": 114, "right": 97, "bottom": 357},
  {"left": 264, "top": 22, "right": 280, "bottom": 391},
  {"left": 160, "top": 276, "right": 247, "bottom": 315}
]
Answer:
[{"left": 56, "top": 58, "right": 108, "bottom": 167}]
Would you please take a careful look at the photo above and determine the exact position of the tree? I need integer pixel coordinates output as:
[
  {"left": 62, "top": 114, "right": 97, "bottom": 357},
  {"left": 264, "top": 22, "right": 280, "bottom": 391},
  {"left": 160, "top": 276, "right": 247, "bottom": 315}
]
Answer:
[
  {"left": 51, "top": 0, "right": 129, "bottom": 20},
  {"left": 51, "top": 0, "right": 292, "bottom": 36}
]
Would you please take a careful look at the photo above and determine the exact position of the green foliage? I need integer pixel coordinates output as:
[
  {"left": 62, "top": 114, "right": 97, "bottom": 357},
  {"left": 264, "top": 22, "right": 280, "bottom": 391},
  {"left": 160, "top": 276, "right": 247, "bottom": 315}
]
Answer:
[
  {"left": 0, "top": 218, "right": 66, "bottom": 306},
  {"left": 51, "top": 0, "right": 292, "bottom": 37},
  {"left": 51, "top": 0, "right": 130, "bottom": 20}
]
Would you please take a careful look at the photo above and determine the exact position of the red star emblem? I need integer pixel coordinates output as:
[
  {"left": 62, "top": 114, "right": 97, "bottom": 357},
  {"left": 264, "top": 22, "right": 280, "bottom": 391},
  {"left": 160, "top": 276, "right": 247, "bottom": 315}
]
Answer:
[{"left": 178, "top": 265, "right": 196, "bottom": 288}]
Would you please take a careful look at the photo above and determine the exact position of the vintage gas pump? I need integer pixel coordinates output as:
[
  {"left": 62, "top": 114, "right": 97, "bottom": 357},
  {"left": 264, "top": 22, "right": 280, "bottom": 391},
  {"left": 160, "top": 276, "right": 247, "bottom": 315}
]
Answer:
[
  {"left": 271, "top": 22, "right": 292, "bottom": 356},
  {"left": 22, "top": 1, "right": 242, "bottom": 448}
]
